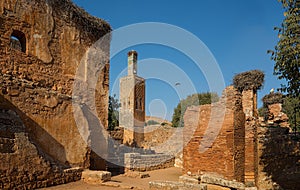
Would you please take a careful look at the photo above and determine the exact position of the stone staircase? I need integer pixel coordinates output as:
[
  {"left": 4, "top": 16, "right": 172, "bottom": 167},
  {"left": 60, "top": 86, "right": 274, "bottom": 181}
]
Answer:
[
  {"left": 0, "top": 136, "right": 15, "bottom": 153},
  {"left": 0, "top": 109, "right": 22, "bottom": 154},
  {"left": 0, "top": 109, "right": 83, "bottom": 189}
]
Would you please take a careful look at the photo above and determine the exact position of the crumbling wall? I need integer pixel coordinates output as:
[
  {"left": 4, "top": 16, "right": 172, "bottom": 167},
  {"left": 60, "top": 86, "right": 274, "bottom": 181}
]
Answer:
[
  {"left": 266, "top": 103, "right": 290, "bottom": 128},
  {"left": 143, "top": 125, "right": 177, "bottom": 150},
  {"left": 0, "top": 0, "right": 111, "bottom": 168},
  {"left": 0, "top": 109, "right": 82, "bottom": 189},
  {"left": 183, "top": 86, "right": 245, "bottom": 182},
  {"left": 242, "top": 90, "right": 258, "bottom": 186},
  {"left": 257, "top": 127, "right": 300, "bottom": 190},
  {"left": 142, "top": 125, "right": 184, "bottom": 168}
]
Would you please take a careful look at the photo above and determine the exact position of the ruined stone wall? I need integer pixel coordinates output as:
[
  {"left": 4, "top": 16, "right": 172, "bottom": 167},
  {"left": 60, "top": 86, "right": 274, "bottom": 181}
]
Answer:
[
  {"left": 142, "top": 125, "right": 183, "bottom": 168},
  {"left": 0, "top": 0, "right": 111, "bottom": 168},
  {"left": 266, "top": 103, "right": 290, "bottom": 128},
  {"left": 0, "top": 109, "right": 82, "bottom": 189},
  {"left": 183, "top": 86, "right": 245, "bottom": 182},
  {"left": 257, "top": 127, "right": 300, "bottom": 190},
  {"left": 242, "top": 90, "right": 258, "bottom": 186},
  {"left": 143, "top": 125, "right": 177, "bottom": 151},
  {"left": 124, "top": 153, "right": 175, "bottom": 172}
]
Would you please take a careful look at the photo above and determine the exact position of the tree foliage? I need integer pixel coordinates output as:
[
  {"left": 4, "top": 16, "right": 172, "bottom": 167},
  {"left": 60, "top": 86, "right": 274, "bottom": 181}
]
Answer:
[
  {"left": 108, "top": 95, "right": 120, "bottom": 131},
  {"left": 171, "top": 92, "right": 219, "bottom": 128},
  {"left": 268, "top": 0, "right": 300, "bottom": 97},
  {"left": 282, "top": 95, "right": 300, "bottom": 131}
]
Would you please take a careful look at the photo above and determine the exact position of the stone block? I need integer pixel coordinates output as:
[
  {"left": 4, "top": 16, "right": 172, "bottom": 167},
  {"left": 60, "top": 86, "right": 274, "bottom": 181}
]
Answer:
[
  {"left": 179, "top": 175, "right": 200, "bottom": 184},
  {"left": 245, "top": 187, "right": 257, "bottom": 190},
  {"left": 81, "top": 170, "right": 111, "bottom": 184},
  {"left": 149, "top": 181, "right": 207, "bottom": 190},
  {"left": 200, "top": 174, "right": 245, "bottom": 190}
]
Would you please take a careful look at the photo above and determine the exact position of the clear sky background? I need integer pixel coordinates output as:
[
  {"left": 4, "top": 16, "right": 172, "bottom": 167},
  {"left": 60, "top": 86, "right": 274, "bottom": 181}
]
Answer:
[{"left": 73, "top": 0, "right": 285, "bottom": 121}]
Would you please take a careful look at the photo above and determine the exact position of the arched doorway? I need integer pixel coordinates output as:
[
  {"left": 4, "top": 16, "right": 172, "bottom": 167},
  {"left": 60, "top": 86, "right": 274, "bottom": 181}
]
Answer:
[{"left": 10, "top": 30, "right": 26, "bottom": 53}]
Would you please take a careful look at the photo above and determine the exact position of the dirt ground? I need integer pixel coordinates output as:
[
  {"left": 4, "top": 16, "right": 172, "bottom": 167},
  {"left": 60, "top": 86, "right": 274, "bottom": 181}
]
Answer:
[{"left": 40, "top": 167, "right": 182, "bottom": 190}]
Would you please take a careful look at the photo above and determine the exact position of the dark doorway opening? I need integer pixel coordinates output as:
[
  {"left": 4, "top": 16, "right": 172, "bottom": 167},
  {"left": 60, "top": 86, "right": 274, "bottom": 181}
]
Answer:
[{"left": 10, "top": 30, "right": 26, "bottom": 53}]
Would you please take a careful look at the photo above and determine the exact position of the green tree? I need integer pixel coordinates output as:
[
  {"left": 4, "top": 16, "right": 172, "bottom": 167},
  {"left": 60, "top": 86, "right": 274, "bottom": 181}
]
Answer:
[
  {"left": 282, "top": 96, "right": 300, "bottom": 131},
  {"left": 108, "top": 94, "right": 120, "bottom": 131},
  {"left": 171, "top": 92, "right": 219, "bottom": 128},
  {"left": 268, "top": 0, "right": 300, "bottom": 97}
]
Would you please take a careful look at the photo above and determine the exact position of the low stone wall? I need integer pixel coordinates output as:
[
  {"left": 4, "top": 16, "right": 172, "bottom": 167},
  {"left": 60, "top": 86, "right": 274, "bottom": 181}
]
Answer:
[
  {"left": 149, "top": 181, "right": 207, "bottom": 190},
  {"left": 125, "top": 153, "right": 175, "bottom": 172}
]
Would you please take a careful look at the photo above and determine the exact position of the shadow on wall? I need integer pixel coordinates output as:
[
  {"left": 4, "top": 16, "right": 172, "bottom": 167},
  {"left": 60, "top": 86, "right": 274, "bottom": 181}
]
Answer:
[
  {"left": 0, "top": 94, "right": 69, "bottom": 168},
  {"left": 80, "top": 103, "right": 108, "bottom": 171},
  {"left": 259, "top": 127, "right": 300, "bottom": 190}
]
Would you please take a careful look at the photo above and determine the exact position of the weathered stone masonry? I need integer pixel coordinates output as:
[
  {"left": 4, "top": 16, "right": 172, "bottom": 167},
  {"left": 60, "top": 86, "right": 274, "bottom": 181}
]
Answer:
[
  {"left": 183, "top": 86, "right": 245, "bottom": 182},
  {"left": 124, "top": 153, "right": 175, "bottom": 172},
  {"left": 182, "top": 84, "right": 300, "bottom": 189},
  {"left": 0, "top": 109, "right": 82, "bottom": 189},
  {"left": 242, "top": 89, "right": 258, "bottom": 186},
  {"left": 0, "top": 0, "right": 111, "bottom": 188},
  {"left": 257, "top": 120, "right": 300, "bottom": 190}
]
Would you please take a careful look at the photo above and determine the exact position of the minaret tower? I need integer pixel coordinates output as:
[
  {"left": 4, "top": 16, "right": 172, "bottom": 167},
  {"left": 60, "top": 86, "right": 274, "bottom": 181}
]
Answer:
[{"left": 119, "top": 50, "right": 145, "bottom": 147}]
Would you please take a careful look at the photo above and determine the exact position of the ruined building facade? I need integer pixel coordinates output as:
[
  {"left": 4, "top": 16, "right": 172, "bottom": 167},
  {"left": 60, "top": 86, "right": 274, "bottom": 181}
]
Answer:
[
  {"left": 0, "top": 0, "right": 111, "bottom": 188},
  {"left": 183, "top": 85, "right": 300, "bottom": 190},
  {"left": 183, "top": 86, "right": 246, "bottom": 182},
  {"left": 119, "top": 50, "right": 145, "bottom": 147}
]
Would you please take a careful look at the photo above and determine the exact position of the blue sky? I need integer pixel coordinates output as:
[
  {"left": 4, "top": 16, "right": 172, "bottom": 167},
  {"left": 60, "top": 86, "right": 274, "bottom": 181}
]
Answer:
[{"left": 73, "top": 0, "right": 285, "bottom": 120}]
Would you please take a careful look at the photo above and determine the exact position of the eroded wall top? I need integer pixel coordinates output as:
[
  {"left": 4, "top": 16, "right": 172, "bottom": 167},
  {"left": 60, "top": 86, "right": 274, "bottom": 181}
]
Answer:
[{"left": 0, "top": 0, "right": 111, "bottom": 67}]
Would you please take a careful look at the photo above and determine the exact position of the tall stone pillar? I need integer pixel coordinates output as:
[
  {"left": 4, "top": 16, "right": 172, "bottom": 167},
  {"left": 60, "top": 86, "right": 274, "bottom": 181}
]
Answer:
[
  {"left": 242, "top": 89, "right": 258, "bottom": 187},
  {"left": 119, "top": 50, "right": 145, "bottom": 147}
]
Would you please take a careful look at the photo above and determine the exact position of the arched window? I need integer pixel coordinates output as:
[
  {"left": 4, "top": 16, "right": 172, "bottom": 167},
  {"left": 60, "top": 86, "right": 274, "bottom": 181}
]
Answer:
[{"left": 10, "top": 30, "right": 26, "bottom": 53}]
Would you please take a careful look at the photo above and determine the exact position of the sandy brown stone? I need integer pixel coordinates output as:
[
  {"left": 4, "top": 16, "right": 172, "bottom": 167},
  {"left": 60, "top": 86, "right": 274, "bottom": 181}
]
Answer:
[
  {"left": 183, "top": 86, "right": 245, "bottom": 182},
  {"left": 0, "top": 0, "right": 111, "bottom": 189}
]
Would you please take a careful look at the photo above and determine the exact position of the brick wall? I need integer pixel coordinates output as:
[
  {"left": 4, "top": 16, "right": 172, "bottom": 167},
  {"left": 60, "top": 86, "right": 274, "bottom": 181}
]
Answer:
[
  {"left": 242, "top": 90, "right": 258, "bottom": 186},
  {"left": 183, "top": 86, "right": 245, "bottom": 182}
]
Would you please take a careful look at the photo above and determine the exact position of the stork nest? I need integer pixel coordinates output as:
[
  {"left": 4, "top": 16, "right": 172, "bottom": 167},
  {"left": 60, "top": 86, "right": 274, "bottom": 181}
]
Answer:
[
  {"left": 262, "top": 92, "right": 284, "bottom": 107},
  {"left": 233, "top": 70, "right": 265, "bottom": 92}
]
